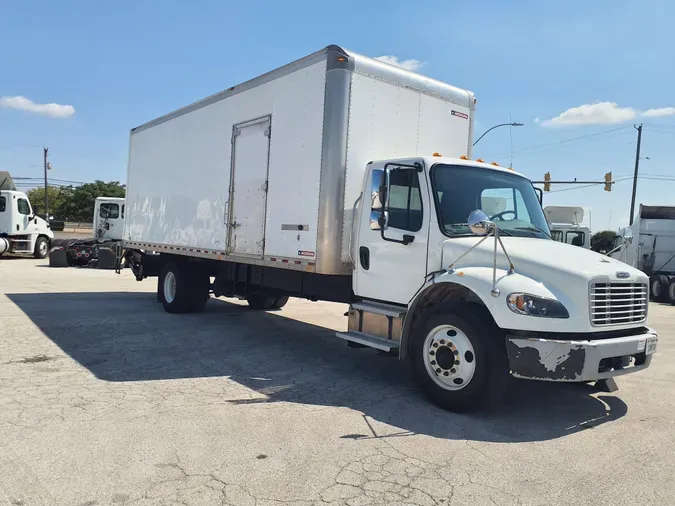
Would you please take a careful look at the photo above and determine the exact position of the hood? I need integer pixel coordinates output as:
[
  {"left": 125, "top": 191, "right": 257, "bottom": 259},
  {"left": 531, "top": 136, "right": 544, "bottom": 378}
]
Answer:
[{"left": 442, "top": 236, "right": 646, "bottom": 284}]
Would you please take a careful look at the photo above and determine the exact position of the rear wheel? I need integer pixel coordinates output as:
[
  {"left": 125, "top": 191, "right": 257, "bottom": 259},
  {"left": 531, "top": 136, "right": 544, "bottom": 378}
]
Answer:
[
  {"left": 409, "top": 305, "right": 509, "bottom": 412},
  {"left": 158, "top": 262, "right": 209, "bottom": 313},
  {"left": 246, "top": 294, "right": 276, "bottom": 310},
  {"left": 33, "top": 237, "right": 49, "bottom": 259},
  {"left": 271, "top": 296, "right": 289, "bottom": 310},
  {"left": 651, "top": 275, "right": 670, "bottom": 302},
  {"left": 668, "top": 280, "right": 675, "bottom": 306}
]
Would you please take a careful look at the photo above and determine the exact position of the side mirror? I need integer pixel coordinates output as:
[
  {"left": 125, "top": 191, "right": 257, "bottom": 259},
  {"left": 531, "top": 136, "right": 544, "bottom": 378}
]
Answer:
[
  {"left": 378, "top": 168, "right": 391, "bottom": 230},
  {"left": 468, "top": 210, "right": 493, "bottom": 236}
]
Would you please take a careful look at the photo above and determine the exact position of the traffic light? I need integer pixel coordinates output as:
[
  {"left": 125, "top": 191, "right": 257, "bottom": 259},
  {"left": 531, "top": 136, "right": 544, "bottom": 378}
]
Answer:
[
  {"left": 544, "top": 172, "right": 551, "bottom": 192},
  {"left": 604, "top": 172, "right": 612, "bottom": 191}
]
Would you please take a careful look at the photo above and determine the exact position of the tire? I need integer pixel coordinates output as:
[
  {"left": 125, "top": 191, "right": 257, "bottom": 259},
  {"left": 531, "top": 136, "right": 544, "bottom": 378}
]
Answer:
[
  {"left": 409, "top": 305, "right": 509, "bottom": 412},
  {"left": 650, "top": 275, "right": 669, "bottom": 302},
  {"left": 33, "top": 237, "right": 49, "bottom": 259},
  {"left": 271, "top": 296, "right": 289, "bottom": 310},
  {"left": 668, "top": 280, "right": 675, "bottom": 306},
  {"left": 158, "top": 262, "right": 191, "bottom": 314},
  {"left": 246, "top": 295, "right": 276, "bottom": 310},
  {"left": 158, "top": 262, "right": 211, "bottom": 314},
  {"left": 188, "top": 271, "right": 210, "bottom": 313}
]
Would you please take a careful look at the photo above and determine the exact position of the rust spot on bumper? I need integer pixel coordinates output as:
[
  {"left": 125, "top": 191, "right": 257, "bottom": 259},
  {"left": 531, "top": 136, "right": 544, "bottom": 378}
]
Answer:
[{"left": 506, "top": 337, "right": 586, "bottom": 381}]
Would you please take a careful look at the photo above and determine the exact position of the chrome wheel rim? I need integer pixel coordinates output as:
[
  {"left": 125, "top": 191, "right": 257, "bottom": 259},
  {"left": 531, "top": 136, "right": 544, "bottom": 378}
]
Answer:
[
  {"left": 39, "top": 241, "right": 48, "bottom": 256},
  {"left": 164, "top": 271, "right": 177, "bottom": 303},
  {"left": 423, "top": 324, "right": 476, "bottom": 391}
]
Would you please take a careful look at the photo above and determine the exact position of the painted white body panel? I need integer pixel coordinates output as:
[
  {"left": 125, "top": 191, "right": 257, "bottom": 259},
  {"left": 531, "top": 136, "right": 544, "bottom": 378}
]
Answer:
[
  {"left": 125, "top": 60, "right": 327, "bottom": 261},
  {"left": 0, "top": 190, "right": 53, "bottom": 255},
  {"left": 342, "top": 75, "right": 472, "bottom": 261},
  {"left": 94, "top": 197, "right": 125, "bottom": 242}
]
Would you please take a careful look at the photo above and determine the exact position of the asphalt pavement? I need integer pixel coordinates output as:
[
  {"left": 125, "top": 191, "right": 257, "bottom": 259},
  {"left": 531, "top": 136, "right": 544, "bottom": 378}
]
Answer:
[{"left": 1, "top": 258, "right": 674, "bottom": 505}]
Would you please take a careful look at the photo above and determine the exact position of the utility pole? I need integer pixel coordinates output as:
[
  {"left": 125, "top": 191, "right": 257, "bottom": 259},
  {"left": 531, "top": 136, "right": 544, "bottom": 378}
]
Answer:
[
  {"left": 43, "top": 147, "right": 49, "bottom": 220},
  {"left": 629, "top": 124, "right": 643, "bottom": 225}
]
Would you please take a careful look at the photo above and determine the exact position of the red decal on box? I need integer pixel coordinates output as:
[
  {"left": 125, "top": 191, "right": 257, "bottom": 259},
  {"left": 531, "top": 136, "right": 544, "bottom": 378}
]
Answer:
[
  {"left": 451, "top": 110, "right": 468, "bottom": 120},
  {"left": 298, "top": 250, "right": 315, "bottom": 258}
]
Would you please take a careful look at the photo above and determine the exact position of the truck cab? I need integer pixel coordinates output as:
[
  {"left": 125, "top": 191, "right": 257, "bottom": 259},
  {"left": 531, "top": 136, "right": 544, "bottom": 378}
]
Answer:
[
  {"left": 0, "top": 189, "right": 54, "bottom": 258},
  {"left": 544, "top": 206, "right": 590, "bottom": 249},
  {"left": 343, "top": 156, "right": 656, "bottom": 409},
  {"left": 94, "top": 197, "right": 125, "bottom": 241}
]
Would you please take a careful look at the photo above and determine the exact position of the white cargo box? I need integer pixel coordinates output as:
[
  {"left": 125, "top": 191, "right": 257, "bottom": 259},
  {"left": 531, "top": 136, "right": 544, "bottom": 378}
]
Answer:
[{"left": 124, "top": 45, "right": 475, "bottom": 275}]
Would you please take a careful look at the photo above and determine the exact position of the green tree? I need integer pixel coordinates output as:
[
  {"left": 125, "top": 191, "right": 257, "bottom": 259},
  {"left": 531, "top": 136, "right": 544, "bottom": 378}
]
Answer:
[
  {"left": 60, "top": 181, "right": 126, "bottom": 221},
  {"left": 26, "top": 186, "right": 74, "bottom": 219},
  {"left": 591, "top": 230, "right": 617, "bottom": 253}
]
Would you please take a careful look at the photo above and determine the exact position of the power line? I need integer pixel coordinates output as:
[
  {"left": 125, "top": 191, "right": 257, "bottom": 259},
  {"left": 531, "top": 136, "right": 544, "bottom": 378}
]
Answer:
[{"left": 482, "top": 125, "right": 633, "bottom": 159}]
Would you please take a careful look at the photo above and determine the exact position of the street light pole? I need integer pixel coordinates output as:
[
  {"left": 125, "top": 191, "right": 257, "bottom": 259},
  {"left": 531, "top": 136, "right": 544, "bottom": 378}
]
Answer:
[
  {"left": 43, "top": 147, "right": 49, "bottom": 220},
  {"left": 473, "top": 122, "right": 524, "bottom": 147},
  {"left": 628, "top": 124, "right": 643, "bottom": 226}
]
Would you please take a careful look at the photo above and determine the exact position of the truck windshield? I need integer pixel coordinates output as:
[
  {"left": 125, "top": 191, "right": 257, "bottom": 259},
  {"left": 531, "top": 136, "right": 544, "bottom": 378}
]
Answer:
[{"left": 431, "top": 164, "right": 551, "bottom": 239}]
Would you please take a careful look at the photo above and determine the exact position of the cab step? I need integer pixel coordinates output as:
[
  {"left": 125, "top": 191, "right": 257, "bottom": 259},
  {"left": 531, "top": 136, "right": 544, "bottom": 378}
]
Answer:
[
  {"left": 335, "top": 330, "right": 400, "bottom": 352},
  {"left": 351, "top": 300, "right": 407, "bottom": 318}
]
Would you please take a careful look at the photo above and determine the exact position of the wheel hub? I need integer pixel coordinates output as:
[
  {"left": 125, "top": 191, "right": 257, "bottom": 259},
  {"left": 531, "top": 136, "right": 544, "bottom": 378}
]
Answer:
[{"left": 424, "top": 325, "right": 476, "bottom": 391}]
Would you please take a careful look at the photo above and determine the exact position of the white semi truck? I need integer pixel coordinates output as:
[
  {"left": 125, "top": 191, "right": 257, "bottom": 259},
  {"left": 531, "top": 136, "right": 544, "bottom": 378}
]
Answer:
[
  {"left": 611, "top": 204, "right": 675, "bottom": 304},
  {"left": 121, "top": 45, "right": 657, "bottom": 411},
  {"left": 0, "top": 171, "right": 54, "bottom": 258}
]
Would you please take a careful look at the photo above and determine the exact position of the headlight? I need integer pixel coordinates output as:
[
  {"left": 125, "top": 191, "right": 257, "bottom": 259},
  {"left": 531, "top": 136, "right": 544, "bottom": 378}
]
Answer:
[{"left": 507, "top": 293, "right": 569, "bottom": 318}]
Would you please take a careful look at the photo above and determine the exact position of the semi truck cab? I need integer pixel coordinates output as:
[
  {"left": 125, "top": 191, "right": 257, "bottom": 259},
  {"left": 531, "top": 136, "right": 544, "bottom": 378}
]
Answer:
[{"left": 0, "top": 189, "right": 54, "bottom": 258}]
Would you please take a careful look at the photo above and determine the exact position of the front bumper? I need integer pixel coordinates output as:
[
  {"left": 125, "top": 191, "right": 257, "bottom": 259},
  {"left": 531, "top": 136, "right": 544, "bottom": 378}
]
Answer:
[{"left": 505, "top": 328, "right": 657, "bottom": 382}]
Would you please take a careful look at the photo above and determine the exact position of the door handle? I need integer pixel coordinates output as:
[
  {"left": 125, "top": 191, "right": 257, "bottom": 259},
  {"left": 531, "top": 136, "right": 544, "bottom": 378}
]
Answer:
[{"left": 359, "top": 246, "right": 370, "bottom": 270}]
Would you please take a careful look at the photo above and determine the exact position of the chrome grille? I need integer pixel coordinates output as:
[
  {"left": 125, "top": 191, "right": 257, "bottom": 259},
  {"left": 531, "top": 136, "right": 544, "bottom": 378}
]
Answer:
[{"left": 590, "top": 282, "right": 648, "bottom": 326}]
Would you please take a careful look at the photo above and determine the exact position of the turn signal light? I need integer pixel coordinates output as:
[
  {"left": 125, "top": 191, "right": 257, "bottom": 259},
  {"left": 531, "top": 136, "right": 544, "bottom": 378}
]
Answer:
[
  {"left": 476, "top": 158, "right": 484, "bottom": 163},
  {"left": 433, "top": 152, "right": 442, "bottom": 157},
  {"left": 491, "top": 162, "right": 500, "bottom": 166},
  {"left": 459, "top": 155, "right": 469, "bottom": 160}
]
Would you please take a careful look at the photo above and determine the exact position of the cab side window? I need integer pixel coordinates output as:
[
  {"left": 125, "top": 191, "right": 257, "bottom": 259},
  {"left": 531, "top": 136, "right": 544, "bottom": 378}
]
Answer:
[
  {"left": 100, "top": 203, "right": 119, "bottom": 219},
  {"left": 369, "top": 169, "right": 423, "bottom": 232},
  {"left": 17, "top": 198, "right": 31, "bottom": 215},
  {"left": 0, "top": 196, "right": 5, "bottom": 212}
]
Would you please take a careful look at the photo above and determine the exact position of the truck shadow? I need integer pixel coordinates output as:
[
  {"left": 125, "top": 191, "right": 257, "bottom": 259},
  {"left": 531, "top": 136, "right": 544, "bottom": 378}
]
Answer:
[{"left": 7, "top": 291, "right": 628, "bottom": 443}]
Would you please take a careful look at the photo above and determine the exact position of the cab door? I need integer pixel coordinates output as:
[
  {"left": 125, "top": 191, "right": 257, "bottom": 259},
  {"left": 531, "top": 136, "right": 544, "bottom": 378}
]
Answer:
[{"left": 353, "top": 160, "right": 430, "bottom": 305}]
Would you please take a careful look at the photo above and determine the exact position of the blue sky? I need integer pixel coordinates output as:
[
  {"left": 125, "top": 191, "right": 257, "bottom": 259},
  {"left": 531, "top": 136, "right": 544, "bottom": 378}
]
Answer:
[{"left": 1, "top": 0, "right": 674, "bottom": 231}]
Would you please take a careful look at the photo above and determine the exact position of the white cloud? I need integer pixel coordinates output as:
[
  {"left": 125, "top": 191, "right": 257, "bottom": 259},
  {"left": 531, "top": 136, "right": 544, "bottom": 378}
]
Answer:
[
  {"left": 375, "top": 55, "right": 425, "bottom": 72},
  {"left": 643, "top": 107, "right": 675, "bottom": 118},
  {"left": 539, "top": 102, "right": 637, "bottom": 127},
  {"left": 0, "top": 95, "right": 75, "bottom": 118}
]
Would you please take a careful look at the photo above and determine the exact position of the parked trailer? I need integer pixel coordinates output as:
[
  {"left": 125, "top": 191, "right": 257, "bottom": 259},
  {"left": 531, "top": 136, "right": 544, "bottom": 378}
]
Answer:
[
  {"left": 610, "top": 204, "right": 675, "bottom": 304},
  {"left": 122, "top": 45, "right": 657, "bottom": 411},
  {"left": 0, "top": 171, "right": 54, "bottom": 258}
]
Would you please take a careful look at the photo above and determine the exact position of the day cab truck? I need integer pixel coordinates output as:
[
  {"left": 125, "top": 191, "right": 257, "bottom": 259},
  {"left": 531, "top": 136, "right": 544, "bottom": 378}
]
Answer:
[
  {"left": 611, "top": 204, "right": 675, "bottom": 305},
  {"left": 0, "top": 171, "right": 53, "bottom": 258},
  {"left": 545, "top": 206, "right": 591, "bottom": 249},
  {"left": 121, "top": 45, "right": 657, "bottom": 411}
]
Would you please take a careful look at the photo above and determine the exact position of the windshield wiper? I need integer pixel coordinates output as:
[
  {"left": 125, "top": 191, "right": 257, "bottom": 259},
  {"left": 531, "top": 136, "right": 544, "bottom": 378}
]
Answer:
[{"left": 514, "top": 226, "right": 552, "bottom": 239}]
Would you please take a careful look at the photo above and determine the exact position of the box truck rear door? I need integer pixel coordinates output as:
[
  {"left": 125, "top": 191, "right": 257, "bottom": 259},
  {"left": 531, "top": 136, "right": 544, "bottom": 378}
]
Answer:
[{"left": 228, "top": 116, "right": 271, "bottom": 258}]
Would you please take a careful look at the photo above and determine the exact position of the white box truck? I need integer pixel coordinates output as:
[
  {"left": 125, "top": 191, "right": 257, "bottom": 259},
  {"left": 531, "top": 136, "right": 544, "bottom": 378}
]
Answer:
[
  {"left": 122, "top": 45, "right": 657, "bottom": 411},
  {"left": 0, "top": 171, "right": 54, "bottom": 258},
  {"left": 611, "top": 204, "right": 675, "bottom": 304}
]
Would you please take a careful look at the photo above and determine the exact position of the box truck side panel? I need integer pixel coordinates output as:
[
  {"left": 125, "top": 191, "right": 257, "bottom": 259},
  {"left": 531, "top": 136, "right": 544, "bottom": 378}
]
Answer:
[
  {"left": 125, "top": 60, "right": 327, "bottom": 256},
  {"left": 340, "top": 74, "right": 474, "bottom": 262}
]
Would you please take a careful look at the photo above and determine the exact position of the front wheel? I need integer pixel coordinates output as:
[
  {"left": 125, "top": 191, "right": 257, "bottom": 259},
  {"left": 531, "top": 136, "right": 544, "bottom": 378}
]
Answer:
[
  {"left": 34, "top": 237, "right": 49, "bottom": 259},
  {"left": 410, "top": 306, "right": 509, "bottom": 412}
]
